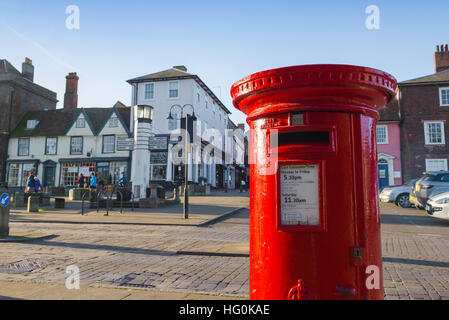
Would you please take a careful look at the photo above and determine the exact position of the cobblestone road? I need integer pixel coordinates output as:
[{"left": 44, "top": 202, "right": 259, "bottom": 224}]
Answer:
[{"left": 0, "top": 198, "right": 448, "bottom": 299}]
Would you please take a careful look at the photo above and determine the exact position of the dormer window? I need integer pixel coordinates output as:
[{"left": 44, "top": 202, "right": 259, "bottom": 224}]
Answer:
[
  {"left": 26, "top": 120, "right": 39, "bottom": 129},
  {"left": 76, "top": 118, "right": 86, "bottom": 128},
  {"left": 109, "top": 117, "right": 119, "bottom": 128}
]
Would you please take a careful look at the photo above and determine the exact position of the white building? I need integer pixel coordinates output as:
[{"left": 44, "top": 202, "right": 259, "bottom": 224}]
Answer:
[
  {"left": 6, "top": 102, "right": 132, "bottom": 191},
  {"left": 127, "top": 66, "right": 234, "bottom": 188}
]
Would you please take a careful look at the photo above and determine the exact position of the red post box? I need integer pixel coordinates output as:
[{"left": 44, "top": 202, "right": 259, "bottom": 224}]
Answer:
[{"left": 231, "top": 65, "right": 397, "bottom": 300}]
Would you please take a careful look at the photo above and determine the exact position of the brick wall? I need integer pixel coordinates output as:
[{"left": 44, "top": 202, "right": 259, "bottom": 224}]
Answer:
[
  {"left": 399, "top": 84, "right": 449, "bottom": 181},
  {"left": 0, "top": 81, "right": 57, "bottom": 181}
]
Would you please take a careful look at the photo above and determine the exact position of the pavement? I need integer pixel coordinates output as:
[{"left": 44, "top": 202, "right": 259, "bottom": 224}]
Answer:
[
  {"left": 0, "top": 191, "right": 448, "bottom": 300},
  {"left": 10, "top": 192, "right": 249, "bottom": 226}
]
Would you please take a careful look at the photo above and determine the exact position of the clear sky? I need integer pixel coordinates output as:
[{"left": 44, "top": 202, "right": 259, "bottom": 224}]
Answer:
[{"left": 1, "top": 0, "right": 448, "bottom": 127}]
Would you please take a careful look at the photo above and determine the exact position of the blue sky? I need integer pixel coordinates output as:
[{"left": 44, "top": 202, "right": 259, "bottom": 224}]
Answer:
[{"left": 1, "top": 0, "right": 448, "bottom": 126}]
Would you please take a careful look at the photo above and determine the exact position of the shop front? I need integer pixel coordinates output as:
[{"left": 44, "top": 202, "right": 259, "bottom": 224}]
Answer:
[
  {"left": 6, "top": 160, "right": 40, "bottom": 191},
  {"left": 59, "top": 158, "right": 129, "bottom": 187}
]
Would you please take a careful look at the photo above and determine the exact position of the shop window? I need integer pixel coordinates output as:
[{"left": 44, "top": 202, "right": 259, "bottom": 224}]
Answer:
[{"left": 150, "top": 151, "right": 167, "bottom": 180}]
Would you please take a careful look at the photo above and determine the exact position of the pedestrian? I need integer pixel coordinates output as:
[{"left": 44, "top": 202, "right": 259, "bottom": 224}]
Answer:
[
  {"left": 84, "top": 176, "right": 89, "bottom": 188},
  {"left": 89, "top": 172, "right": 97, "bottom": 189},
  {"left": 118, "top": 171, "right": 127, "bottom": 188},
  {"left": 77, "top": 173, "right": 84, "bottom": 188},
  {"left": 241, "top": 179, "right": 247, "bottom": 192},
  {"left": 33, "top": 176, "right": 43, "bottom": 193},
  {"left": 25, "top": 172, "right": 35, "bottom": 193},
  {"left": 97, "top": 172, "right": 104, "bottom": 191}
]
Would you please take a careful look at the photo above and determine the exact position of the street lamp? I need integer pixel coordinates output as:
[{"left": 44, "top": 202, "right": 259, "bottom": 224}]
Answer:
[{"left": 167, "top": 104, "right": 196, "bottom": 219}]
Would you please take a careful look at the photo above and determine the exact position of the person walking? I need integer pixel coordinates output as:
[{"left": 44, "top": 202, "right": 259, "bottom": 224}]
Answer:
[
  {"left": 118, "top": 171, "right": 127, "bottom": 188},
  {"left": 33, "top": 176, "right": 43, "bottom": 193},
  {"left": 77, "top": 173, "right": 84, "bottom": 188},
  {"left": 89, "top": 172, "right": 97, "bottom": 189},
  {"left": 25, "top": 172, "right": 35, "bottom": 193}
]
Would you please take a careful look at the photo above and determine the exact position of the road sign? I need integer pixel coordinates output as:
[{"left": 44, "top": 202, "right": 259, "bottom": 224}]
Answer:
[{"left": 0, "top": 193, "right": 10, "bottom": 207}]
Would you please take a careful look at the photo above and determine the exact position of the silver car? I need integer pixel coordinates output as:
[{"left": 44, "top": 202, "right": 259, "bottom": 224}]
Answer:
[
  {"left": 379, "top": 179, "right": 418, "bottom": 208},
  {"left": 425, "top": 190, "right": 449, "bottom": 221}
]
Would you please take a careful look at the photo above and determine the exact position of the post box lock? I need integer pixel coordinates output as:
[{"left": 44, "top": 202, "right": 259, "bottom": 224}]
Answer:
[
  {"left": 287, "top": 279, "right": 311, "bottom": 300},
  {"left": 351, "top": 247, "right": 364, "bottom": 266}
]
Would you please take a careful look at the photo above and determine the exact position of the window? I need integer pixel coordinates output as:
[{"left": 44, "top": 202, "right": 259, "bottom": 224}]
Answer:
[
  {"left": 60, "top": 162, "right": 95, "bottom": 186},
  {"left": 45, "top": 137, "right": 58, "bottom": 155},
  {"left": 168, "top": 113, "right": 179, "bottom": 130},
  {"left": 109, "top": 161, "right": 128, "bottom": 185},
  {"left": 70, "top": 137, "right": 83, "bottom": 154},
  {"left": 169, "top": 81, "right": 179, "bottom": 98},
  {"left": 376, "top": 125, "right": 388, "bottom": 144},
  {"left": 145, "top": 83, "right": 154, "bottom": 100},
  {"left": 109, "top": 117, "right": 118, "bottom": 128},
  {"left": 197, "top": 93, "right": 201, "bottom": 103},
  {"left": 150, "top": 151, "right": 168, "bottom": 180},
  {"left": 7, "top": 163, "right": 20, "bottom": 187},
  {"left": 103, "top": 135, "right": 115, "bottom": 153},
  {"left": 18, "top": 138, "right": 29, "bottom": 156},
  {"left": 7, "top": 163, "right": 35, "bottom": 187},
  {"left": 425, "top": 159, "right": 448, "bottom": 172},
  {"left": 439, "top": 87, "right": 449, "bottom": 106},
  {"left": 76, "top": 118, "right": 86, "bottom": 128},
  {"left": 26, "top": 120, "right": 39, "bottom": 129},
  {"left": 424, "top": 121, "right": 445, "bottom": 145}
]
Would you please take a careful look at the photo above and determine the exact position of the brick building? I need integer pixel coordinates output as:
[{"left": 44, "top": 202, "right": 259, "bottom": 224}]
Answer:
[
  {"left": 382, "top": 45, "right": 449, "bottom": 182},
  {"left": 0, "top": 58, "right": 58, "bottom": 182}
]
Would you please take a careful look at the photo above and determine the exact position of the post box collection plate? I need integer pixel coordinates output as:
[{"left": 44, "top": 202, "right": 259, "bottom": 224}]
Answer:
[{"left": 279, "top": 164, "right": 320, "bottom": 226}]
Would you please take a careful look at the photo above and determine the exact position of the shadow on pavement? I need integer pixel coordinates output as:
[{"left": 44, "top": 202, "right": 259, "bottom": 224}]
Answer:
[
  {"left": 23, "top": 238, "right": 175, "bottom": 257},
  {"left": 383, "top": 257, "right": 449, "bottom": 268},
  {"left": 0, "top": 296, "right": 23, "bottom": 300},
  {"left": 381, "top": 214, "right": 449, "bottom": 227}
]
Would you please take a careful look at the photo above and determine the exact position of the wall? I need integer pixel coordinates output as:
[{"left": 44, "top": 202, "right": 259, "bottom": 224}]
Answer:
[{"left": 399, "top": 84, "right": 449, "bottom": 181}]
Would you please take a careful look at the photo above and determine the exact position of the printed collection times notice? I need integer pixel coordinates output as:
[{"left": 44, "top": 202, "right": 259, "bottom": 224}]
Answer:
[{"left": 280, "top": 164, "right": 320, "bottom": 226}]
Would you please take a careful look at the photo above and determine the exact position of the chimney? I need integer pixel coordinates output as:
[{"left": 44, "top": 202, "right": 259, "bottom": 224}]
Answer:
[
  {"left": 22, "top": 57, "right": 34, "bottom": 82},
  {"left": 434, "top": 44, "right": 449, "bottom": 73},
  {"left": 173, "top": 65, "right": 187, "bottom": 72},
  {"left": 63, "top": 72, "right": 79, "bottom": 110}
]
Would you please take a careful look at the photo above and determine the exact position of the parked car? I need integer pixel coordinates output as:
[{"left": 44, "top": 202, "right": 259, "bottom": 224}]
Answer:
[
  {"left": 425, "top": 190, "right": 449, "bottom": 221},
  {"left": 410, "top": 171, "right": 449, "bottom": 209},
  {"left": 379, "top": 179, "right": 418, "bottom": 208}
]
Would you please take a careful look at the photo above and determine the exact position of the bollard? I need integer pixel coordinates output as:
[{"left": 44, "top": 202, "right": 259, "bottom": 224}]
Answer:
[{"left": 27, "top": 195, "right": 40, "bottom": 213}]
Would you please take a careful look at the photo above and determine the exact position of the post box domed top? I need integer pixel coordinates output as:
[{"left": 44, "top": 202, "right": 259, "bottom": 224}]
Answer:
[{"left": 231, "top": 64, "right": 397, "bottom": 120}]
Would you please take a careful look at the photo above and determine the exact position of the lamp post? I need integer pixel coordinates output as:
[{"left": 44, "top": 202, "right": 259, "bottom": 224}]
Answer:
[{"left": 167, "top": 104, "right": 196, "bottom": 219}]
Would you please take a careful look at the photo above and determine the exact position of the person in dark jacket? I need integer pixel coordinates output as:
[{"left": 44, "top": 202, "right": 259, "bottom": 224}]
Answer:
[
  {"left": 34, "top": 176, "right": 43, "bottom": 193},
  {"left": 25, "top": 173, "right": 35, "bottom": 193},
  {"left": 77, "top": 174, "right": 84, "bottom": 188}
]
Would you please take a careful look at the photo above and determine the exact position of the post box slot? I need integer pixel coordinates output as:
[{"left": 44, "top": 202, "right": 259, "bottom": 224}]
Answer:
[{"left": 277, "top": 131, "right": 329, "bottom": 148}]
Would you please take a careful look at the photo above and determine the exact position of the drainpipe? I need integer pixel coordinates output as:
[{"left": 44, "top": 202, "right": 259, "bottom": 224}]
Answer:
[{"left": 1, "top": 87, "right": 15, "bottom": 183}]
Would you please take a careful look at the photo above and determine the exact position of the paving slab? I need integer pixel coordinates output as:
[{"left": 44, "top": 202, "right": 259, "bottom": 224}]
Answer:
[{"left": 0, "top": 280, "right": 244, "bottom": 300}]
